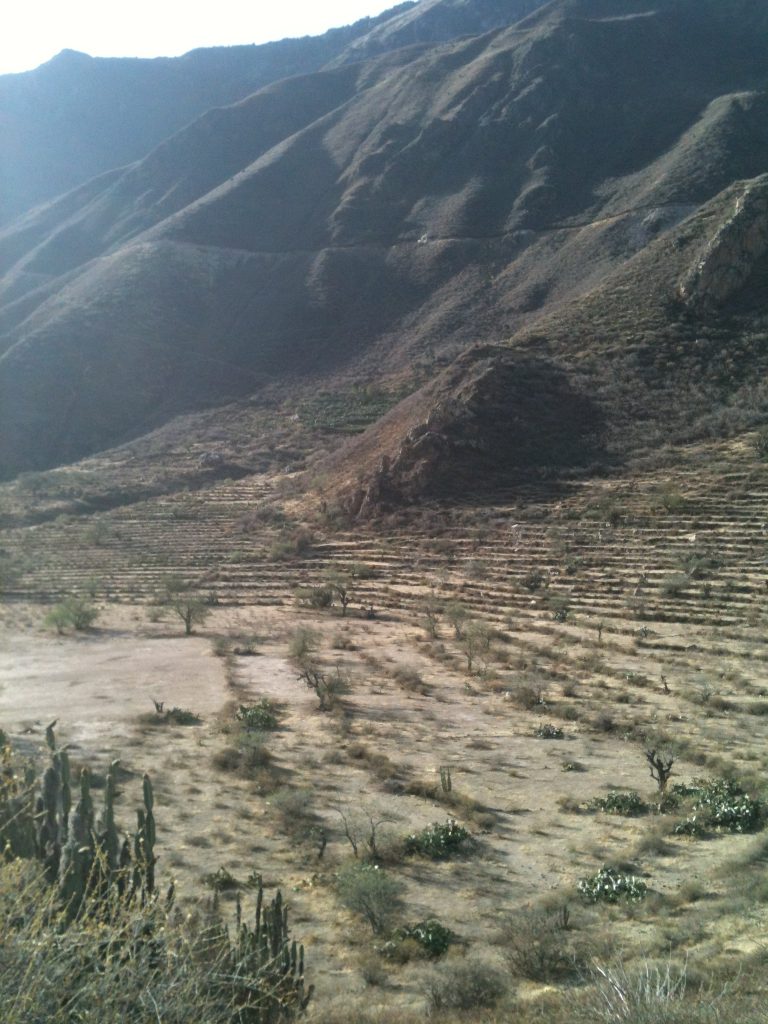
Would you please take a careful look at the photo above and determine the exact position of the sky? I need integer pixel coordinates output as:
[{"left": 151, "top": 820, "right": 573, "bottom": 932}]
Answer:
[{"left": 1, "top": 0, "right": 399, "bottom": 75}]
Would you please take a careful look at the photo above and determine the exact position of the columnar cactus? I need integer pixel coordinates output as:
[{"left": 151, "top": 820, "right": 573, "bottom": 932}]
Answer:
[
  {"left": 228, "top": 882, "right": 313, "bottom": 1019},
  {"left": 59, "top": 768, "right": 95, "bottom": 917},
  {"left": 133, "top": 774, "right": 156, "bottom": 896}
]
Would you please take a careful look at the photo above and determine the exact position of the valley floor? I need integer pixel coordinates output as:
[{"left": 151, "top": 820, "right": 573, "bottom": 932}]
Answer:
[{"left": 3, "top": 433, "right": 768, "bottom": 1019}]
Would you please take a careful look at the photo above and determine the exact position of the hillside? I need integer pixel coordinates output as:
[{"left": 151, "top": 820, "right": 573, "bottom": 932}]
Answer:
[
  {"left": 0, "top": 0, "right": 544, "bottom": 227},
  {"left": 1, "top": 0, "right": 766, "bottom": 481},
  {"left": 0, "top": 5, "right": 414, "bottom": 226}
]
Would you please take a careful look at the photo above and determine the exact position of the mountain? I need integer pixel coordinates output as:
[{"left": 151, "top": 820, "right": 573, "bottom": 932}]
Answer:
[
  {"left": 0, "top": 0, "right": 543, "bottom": 227},
  {"left": 1, "top": 0, "right": 767, "bottom": 486},
  {"left": 0, "top": 5, "right": 417, "bottom": 226}
]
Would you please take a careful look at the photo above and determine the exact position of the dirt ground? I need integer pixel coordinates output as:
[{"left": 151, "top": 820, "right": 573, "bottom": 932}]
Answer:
[{"left": 3, "top": 594, "right": 765, "bottom": 1013}]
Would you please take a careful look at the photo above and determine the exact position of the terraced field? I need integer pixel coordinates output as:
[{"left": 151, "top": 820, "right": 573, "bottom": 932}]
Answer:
[{"left": 2, "top": 433, "right": 768, "bottom": 1019}]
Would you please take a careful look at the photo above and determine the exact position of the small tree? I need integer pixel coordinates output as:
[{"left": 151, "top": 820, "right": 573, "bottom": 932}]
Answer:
[
  {"left": 337, "top": 809, "right": 397, "bottom": 864},
  {"left": 44, "top": 596, "right": 99, "bottom": 634},
  {"left": 420, "top": 592, "right": 442, "bottom": 639},
  {"left": 161, "top": 577, "right": 210, "bottom": 636},
  {"left": 444, "top": 601, "right": 468, "bottom": 640},
  {"left": 459, "top": 620, "right": 492, "bottom": 674},
  {"left": 324, "top": 571, "right": 353, "bottom": 617}
]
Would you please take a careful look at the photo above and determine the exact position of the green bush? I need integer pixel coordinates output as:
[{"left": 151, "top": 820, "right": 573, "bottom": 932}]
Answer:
[
  {"left": 591, "top": 791, "right": 648, "bottom": 816},
  {"left": 404, "top": 818, "right": 471, "bottom": 859},
  {"left": 44, "top": 596, "right": 99, "bottom": 633},
  {"left": 166, "top": 706, "right": 202, "bottom": 725},
  {"left": 673, "top": 815, "right": 708, "bottom": 837},
  {"left": 578, "top": 866, "right": 648, "bottom": 903},
  {"left": 388, "top": 919, "right": 457, "bottom": 958},
  {"left": 236, "top": 699, "right": 280, "bottom": 731},
  {"left": 671, "top": 777, "right": 761, "bottom": 833}
]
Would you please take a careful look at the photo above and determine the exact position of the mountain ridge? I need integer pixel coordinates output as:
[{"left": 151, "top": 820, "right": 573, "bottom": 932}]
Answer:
[{"left": 1, "top": 0, "right": 767, "bottom": 490}]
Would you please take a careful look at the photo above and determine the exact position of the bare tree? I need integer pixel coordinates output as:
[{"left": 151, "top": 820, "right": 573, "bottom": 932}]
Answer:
[
  {"left": 297, "top": 661, "right": 348, "bottom": 711},
  {"left": 337, "top": 808, "right": 397, "bottom": 863},
  {"left": 645, "top": 749, "right": 674, "bottom": 793}
]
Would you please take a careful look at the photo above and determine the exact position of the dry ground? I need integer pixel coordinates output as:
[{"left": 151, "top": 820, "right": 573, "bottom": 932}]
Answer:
[{"left": 3, "top": 433, "right": 768, "bottom": 1016}]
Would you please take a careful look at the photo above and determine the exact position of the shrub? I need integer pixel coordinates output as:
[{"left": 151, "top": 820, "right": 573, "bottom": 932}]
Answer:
[
  {"left": 288, "top": 626, "right": 319, "bottom": 661},
  {"left": 404, "top": 818, "right": 471, "bottom": 859},
  {"left": 297, "top": 661, "right": 349, "bottom": 711},
  {"left": 591, "top": 791, "right": 648, "bottom": 817},
  {"left": 268, "top": 528, "right": 314, "bottom": 561},
  {"left": 202, "top": 866, "right": 242, "bottom": 892},
  {"left": 503, "top": 907, "right": 579, "bottom": 982},
  {"left": 660, "top": 573, "right": 689, "bottom": 598},
  {"left": 44, "top": 596, "right": 99, "bottom": 633},
  {"left": 271, "top": 788, "right": 315, "bottom": 824},
  {"left": 671, "top": 777, "right": 761, "bottom": 833},
  {"left": 236, "top": 699, "right": 280, "bottom": 731},
  {"left": 425, "top": 957, "right": 508, "bottom": 1012},
  {"left": 384, "top": 919, "right": 457, "bottom": 960},
  {"left": 336, "top": 863, "right": 402, "bottom": 934},
  {"left": 522, "top": 570, "right": 545, "bottom": 592},
  {"left": 392, "top": 665, "right": 429, "bottom": 694},
  {"left": 535, "top": 723, "right": 564, "bottom": 739},
  {"left": 213, "top": 734, "right": 274, "bottom": 787},
  {"left": 165, "top": 706, "right": 202, "bottom": 725},
  {"left": 578, "top": 866, "right": 648, "bottom": 903},
  {"left": 753, "top": 425, "right": 768, "bottom": 460}
]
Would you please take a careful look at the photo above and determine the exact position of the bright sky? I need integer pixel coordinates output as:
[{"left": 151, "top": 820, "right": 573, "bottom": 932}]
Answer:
[{"left": 2, "top": 0, "right": 399, "bottom": 75}]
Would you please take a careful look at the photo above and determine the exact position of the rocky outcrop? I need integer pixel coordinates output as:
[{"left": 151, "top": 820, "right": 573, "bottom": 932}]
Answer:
[
  {"left": 678, "top": 174, "right": 768, "bottom": 307},
  {"left": 340, "top": 349, "right": 605, "bottom": 517}
]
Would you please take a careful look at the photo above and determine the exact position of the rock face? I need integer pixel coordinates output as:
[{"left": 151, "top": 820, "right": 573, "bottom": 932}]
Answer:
[{"left": 678, "top": 174, "right": 768, "bottom": 307}]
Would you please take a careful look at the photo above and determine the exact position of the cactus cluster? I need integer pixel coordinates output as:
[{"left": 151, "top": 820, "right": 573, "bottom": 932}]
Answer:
[
  {"left": 404, "top": 818, "right": 472, "bottom": 860},
  {"left": 219, "top": 884, "right": 313, "bottom": 1021},
  {"left": 1, "top": 724, "right": 157, "bottom": 919}
]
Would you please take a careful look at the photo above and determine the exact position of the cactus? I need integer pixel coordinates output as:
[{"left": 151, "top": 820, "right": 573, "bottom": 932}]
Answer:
[
  {"left": 59, "top": 768, "right": 95, "bottom": 918},
  {"left": 0, "top": 724, "right": 160, "bottom": 917},
  {"left": 133, "top": 774, "right": 156, "bottom": 896},
  {"left": 224, "top": 882, "right": 313, "bottom": 1021},
  {"left": 439, "top": 766, "right": 452, "bottom": 793},
  {"left": 0, "top": 746, "right": 37, "bottom": 859},
  {"left": 98, "top": 760, "right": 120, "bottom": 874}
]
